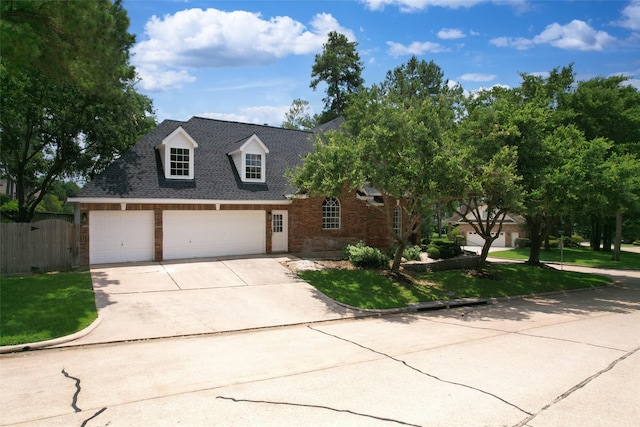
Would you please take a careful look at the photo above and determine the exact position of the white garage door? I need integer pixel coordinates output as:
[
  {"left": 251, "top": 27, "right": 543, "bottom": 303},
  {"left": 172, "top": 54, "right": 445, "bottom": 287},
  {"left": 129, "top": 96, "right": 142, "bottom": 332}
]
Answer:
[
  {"left": 466, "top": 231, "right": 506, "bottom": 247},
  {"left": 163, "top": 210, "right": 265, "bottom": 260},
  {"left": 90, "top": 211, "right": 155, "bottom": 264}
]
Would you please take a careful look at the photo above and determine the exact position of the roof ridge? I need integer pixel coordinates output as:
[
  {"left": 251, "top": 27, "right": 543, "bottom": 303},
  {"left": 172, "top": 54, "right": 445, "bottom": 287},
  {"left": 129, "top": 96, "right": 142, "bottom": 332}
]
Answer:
[{"left": 189, "top": 115, "right": 312, "bottom": 134}]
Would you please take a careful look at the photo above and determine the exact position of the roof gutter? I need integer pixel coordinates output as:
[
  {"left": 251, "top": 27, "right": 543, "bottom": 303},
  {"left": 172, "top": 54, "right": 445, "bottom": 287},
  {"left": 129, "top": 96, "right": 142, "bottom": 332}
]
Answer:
[{"left": 67, "top": 197, "right": 292, "bottom": 205}]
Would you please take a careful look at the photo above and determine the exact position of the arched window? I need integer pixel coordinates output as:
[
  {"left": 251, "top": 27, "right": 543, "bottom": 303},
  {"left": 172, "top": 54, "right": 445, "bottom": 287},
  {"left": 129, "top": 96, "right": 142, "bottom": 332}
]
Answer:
[
  {"left": 322, "top": 198, "right": 341, "bottom": 229},
  {"left": 393, "top": 205, "right": 402, "bottom": 238}
]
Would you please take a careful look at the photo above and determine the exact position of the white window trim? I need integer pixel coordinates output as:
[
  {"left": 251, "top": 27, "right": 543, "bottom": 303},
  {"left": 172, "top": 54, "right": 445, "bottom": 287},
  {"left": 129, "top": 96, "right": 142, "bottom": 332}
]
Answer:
[
  {"left": 228, "top": 134, "right": 269, "bottom": 184},
  {"left": 393, "top": 205, "right": 402, "bottom": 238},
  {"left": 243, "top": 152, "right": 265, "bottom": 183},
  {"left": 156, "top": 126, "right": 198, "bottom": 180},
  {"left": 322, "top": 197, "right": 341, "bottom": 230}
]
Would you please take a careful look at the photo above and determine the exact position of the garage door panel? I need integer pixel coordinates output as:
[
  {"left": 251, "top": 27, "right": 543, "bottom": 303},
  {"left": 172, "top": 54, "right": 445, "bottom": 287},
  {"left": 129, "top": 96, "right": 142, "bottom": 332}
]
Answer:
[
  {"left": 466, "top": 231, "right": 506, "bottom": 247},
  {"left": 90, "top": 211, "right": 154, "bottom": 264},
  {"left": 163, "top": 211, "right": 265, "bottom": 260}
]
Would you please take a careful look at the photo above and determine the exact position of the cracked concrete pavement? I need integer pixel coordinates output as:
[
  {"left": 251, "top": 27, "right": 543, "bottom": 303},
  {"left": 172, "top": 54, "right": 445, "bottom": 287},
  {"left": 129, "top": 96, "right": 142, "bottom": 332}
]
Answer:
[{"left": 1, "top": 268, "right": 639, "bottom": 426}]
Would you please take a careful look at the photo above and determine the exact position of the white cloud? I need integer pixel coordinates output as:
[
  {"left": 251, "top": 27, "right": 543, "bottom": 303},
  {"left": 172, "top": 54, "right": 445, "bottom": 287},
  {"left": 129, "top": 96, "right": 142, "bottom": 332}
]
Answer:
[
  {"left": 490, "top": 20, "right": 616, "bottom": 51},
  {"left": 467, "top": 83, "right": 511, "bottom": 99},
  {"left": 438, "top": 28, "right": 465, "bottom": 39},
  {"left": 624, "top": 78, "right": 640, "bottom": 90},
  {"left": 309, "top": 13, "right": 356, "bottom": 41},
  {"left": 198, "top": 105, "right": 292, "bottom": 126},
  {"left": 197, "top": 112, "right": 253, "bottom": 123},
  {"left": 613, "top": 1, "right": 640, "bottom": 31},
  {"left": 132, "top": 8, "right": 353, "bottom": 91},
  {"left": 459, "top": 73, "right": 497, "bottom": 82},
  {"left": 489, "top": 36, "right": 533, "bottom": 50},
  {"left": 362, "top": 0, "right": 482, "bottom": 12},
  {"left": 534, "top": 20, "right": 616, "bottom": 50},
  {"left": 361, "top": 0, "right": 526, "bottom": 12},
  {"left": 136, "top": 65, "right": 196, "bottom": 91},
  {"left": 387, "top": 40, "right": 449, "bottom": 56},
  {"left": 609, "top": 69, "right": 640, "bottom": 90},
  {"left": 528, "top": 71, "right": 550, "bottom": 78}
]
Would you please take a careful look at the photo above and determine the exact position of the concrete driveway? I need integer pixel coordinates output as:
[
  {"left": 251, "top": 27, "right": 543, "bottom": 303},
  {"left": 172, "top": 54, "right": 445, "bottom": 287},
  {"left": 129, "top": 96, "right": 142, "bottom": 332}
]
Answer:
[{"left": 66, "top": 256, "right": 362, "bottom": 346}]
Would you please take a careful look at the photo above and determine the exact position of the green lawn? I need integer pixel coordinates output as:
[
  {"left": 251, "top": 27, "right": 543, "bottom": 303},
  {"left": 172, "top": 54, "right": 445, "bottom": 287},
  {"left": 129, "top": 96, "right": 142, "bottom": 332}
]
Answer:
[
  {"left": 299, "top": 269, "right": 450, "bottom": 309},
  {"left": 420, "top": 264, "right": 611, "bottom": 299},
  {"left": 0, "top": 271, "right": 97, "bottom": 346},
  {"left": 299, "top": 264, "right": 611, "bottom": 310},
  {"left": 490, "top": 246, "right": 640, "bottom": 269}
]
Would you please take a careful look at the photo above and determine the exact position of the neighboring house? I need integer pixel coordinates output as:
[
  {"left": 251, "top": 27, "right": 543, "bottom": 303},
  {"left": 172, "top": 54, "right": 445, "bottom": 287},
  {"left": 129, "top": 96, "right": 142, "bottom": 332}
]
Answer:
[
  {"left": 0, "top": 178, "right": 16, "bottom": 199},
  {"left": 68, "top": 116, "right": 398, "bottom": 265},
  {"left": 445, "top": 206, "right": 526, "bottom": 248}
]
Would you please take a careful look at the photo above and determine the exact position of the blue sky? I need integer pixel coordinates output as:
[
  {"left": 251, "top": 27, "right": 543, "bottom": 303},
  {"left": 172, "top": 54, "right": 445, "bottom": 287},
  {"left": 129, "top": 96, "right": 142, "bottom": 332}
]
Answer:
[{"left": 124, "top": 0, "right": 640, "bottom": 126}]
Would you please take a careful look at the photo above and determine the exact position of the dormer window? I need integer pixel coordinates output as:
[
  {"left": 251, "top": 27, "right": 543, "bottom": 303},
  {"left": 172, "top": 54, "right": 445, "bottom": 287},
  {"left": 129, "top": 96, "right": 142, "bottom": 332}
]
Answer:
[
  {"left": 156, "top": 126, "right": 198, "bottom": 180},
  {"left": 245, "top": 153, "right": 262, "bottom": 180},
  {"left": 228, "top": 134, "right": 269, "bottom": 184},
  {"left": 170, "top": 148, "right": 190, "bottom": 176}
]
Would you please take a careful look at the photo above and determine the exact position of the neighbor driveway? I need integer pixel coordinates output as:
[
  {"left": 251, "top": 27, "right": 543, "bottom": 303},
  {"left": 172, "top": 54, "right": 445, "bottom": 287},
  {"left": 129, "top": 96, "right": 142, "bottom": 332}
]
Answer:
[{"left": 64, "top": 256, "right": 362, "bottom": 346}]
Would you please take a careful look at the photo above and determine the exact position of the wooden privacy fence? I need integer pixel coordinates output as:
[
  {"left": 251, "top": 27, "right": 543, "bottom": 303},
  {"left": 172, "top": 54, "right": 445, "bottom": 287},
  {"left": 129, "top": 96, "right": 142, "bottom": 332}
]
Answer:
[{"left": 0, "top": 220, "right": 79, "bottom": 274}]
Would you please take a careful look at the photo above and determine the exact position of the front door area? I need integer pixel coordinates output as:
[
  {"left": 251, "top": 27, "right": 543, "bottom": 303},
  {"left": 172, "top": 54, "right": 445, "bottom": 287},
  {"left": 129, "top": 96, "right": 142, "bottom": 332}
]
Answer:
[{"left": 271, "top": 210, "right": 288, "bottom": 252}]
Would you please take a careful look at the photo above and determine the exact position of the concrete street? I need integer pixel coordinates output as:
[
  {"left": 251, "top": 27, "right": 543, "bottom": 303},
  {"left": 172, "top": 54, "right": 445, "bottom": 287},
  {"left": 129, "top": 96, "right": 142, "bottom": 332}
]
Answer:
[{"left": 1, "top": 267, "right": 639, "bottom": 426}]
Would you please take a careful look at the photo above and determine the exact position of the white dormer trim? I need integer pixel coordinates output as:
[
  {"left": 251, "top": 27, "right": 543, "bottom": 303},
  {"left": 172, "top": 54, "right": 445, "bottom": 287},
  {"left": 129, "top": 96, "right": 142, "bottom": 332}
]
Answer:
[
  {"left": 156, "top": 127, "right": 198, "bottom": 180},
  {"left": 228, "top": 134, "right": 269, "bottom": 184}
]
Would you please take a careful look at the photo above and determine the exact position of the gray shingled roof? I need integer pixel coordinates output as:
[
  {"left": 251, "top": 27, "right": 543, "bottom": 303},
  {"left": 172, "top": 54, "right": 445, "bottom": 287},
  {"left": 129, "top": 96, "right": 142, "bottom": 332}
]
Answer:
[
  {"left": 76, "top": 117, "right": 315, "bottom": 201},
  {"left": 311, "top": 116, "right": 345, "bottom": 133}
]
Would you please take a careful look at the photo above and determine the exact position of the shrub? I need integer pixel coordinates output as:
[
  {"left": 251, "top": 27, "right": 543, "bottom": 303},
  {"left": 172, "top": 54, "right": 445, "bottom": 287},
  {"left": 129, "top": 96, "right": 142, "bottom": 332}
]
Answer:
[
  {"left": 548, "top": 236, "right": 581, "bottom": 248},
  {"left": 439, "top": 245, "right": 456, "bottom": 259},
  {"left": 634, "top": 240, "right": 640, "bottom": 246},
  {"left": 387, "top": 245, "right": 423, "bottom": 261},
  {"left": 403, "top": 245, "right": 422, "bottom": 261},
  {"left": 515, "top": 238, "right": 530, "bottom": 248},
  {"left": 426, "top": 245, "right": 441, "bottom": 259},
  {"left": 447, "top": 226, "right": 460, "bottom": 242},
  {"left": 346, "top": 242, "right": 389, "bottom": 269},
  {"left": 427, "top": 241, "right": 461, "bottom": 260},
  {"left": 571, "top": 235, "right": 584, "bottom": 247}
]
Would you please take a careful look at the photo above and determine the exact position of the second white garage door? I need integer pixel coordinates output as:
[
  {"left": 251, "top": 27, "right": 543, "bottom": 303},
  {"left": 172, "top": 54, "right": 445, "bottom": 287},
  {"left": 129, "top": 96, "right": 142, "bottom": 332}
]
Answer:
[{"left": 163, "top": 210, "right": 266, "bottom": 260}]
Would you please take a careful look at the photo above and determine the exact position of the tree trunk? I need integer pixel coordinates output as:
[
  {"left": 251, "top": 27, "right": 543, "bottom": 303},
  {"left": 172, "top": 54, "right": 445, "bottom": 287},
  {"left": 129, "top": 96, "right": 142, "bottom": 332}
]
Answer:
[
  {"left": 612, "top": 211, "right": 623, "bottom": 262},
  {"left": 526, "top": 216, "right": 544, "bottom": 265},
  {"left": 602, "top": 220, "right": 612, "bottom": 252},
  {"left": 478, "top": 238, "right": 495, "bottom": 269},
  {"left": 391, "top": 240, "right": 407, "bottom": 273},
  {"left": 590, "top": 216, "right": 601, "bottom": 251}
]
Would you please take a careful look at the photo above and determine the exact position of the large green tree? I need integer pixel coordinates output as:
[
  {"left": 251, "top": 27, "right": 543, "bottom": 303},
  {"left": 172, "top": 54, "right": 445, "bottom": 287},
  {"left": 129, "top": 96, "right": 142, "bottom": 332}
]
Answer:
[
  {"left": 0, "top": 0, "right": 155, "bottom": 223},
  {"left": 597, "top": 153, "right": 640, "bottom": 261},
  {"left": 282, "top": 98, "right": 315, "bottom": 130},
  {"left": 453, "top": 88, "right": 523, "bottom": 266},
  {"left": 310, "top": 31, "right": 364, "bottom": 124},
  {"left": 294, "top": 59, "right": 459, "bottom": 273},
  {"left": 1, "top": 0, "right": 136, "bottom": 88},
  {"left": 479, "top": 66, "right": 614, "bottom": 265},
  {"left": 381, "top": 56, "right": 449, "bottom": 104},
  {"left": 565, "top": 76, "right": 640, "bottom": 254}
]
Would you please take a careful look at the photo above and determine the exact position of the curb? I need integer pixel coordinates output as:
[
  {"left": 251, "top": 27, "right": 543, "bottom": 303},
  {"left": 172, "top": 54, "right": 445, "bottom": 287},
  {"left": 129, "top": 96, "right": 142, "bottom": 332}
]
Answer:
[
  {"left": 331, "top": 282, "right": 616, "bottom": 316},
  {"left": 0, "top": 281, "right": 618, "bottom": 354},
  {"left": 0, "top": 316, "right": 102, "bottom": 354}
]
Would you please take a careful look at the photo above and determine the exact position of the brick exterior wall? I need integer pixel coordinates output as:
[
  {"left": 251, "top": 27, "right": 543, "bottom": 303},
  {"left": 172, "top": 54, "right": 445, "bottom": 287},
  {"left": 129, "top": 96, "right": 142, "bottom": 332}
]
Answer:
[
  {"left": 77, "top": 192, "right": 397, "bottom": 265},
  {"left": 288, "top": 191, "right": 395, "bottom": 254}
]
